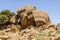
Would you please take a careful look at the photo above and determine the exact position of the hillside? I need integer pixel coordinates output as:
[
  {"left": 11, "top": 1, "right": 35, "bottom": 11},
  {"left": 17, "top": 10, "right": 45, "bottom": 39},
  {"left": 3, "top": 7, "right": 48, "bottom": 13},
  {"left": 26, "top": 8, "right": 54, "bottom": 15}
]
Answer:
[{"left": 0, "top": 5, "right": 60, "bottom": 40}]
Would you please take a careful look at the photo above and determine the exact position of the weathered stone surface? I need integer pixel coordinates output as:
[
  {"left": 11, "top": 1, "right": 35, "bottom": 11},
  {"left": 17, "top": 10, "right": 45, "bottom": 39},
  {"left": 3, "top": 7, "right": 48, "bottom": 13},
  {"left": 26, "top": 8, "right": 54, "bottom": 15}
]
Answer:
[
  {"left": 16, "top": 5, "right": 53, "bottom": 30},
  {"left": 16, "top": 5, "right": 36, "bottom": 29},
  {"left": 19, "top": 27, "right": 39, "bottom": 40},
  {"left": 54, "top": 37, "right": 60, "bottom": 40},
  {"left": 9, "top": 15, "right": 17, "bottom": 24},
  {"left": 10, "top": 24, "right": 19, "bottom": 32},
  {"left": 20, "top": 16, "right": 28, "bottom": 29},
  {"left": 45, "top": 23, "right": 55, "bottom": 29},
  {"left": 55, "top": 23, "right": 60, "bottom": 31},
  {"left": 0, "top": 5, "right": 60, "bottom": 40},
  {"left": 32, "top": 10, "right": 51, "bottom": 28},
  {"left": 17, "top": 5, "right": 36, "bottom": 12}
]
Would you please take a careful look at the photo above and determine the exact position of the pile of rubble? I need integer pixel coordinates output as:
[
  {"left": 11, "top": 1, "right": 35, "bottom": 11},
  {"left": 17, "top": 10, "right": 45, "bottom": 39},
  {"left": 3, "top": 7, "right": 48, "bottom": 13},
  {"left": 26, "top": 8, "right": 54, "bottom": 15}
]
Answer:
[{"left": 0, "top": 5, "right": 60, "bottom": 40}]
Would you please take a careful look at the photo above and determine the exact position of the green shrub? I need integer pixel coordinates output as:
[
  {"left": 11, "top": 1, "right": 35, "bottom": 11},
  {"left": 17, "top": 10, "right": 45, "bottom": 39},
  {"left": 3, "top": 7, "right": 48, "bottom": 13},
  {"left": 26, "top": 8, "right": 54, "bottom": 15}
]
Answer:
[
  {"left": 0, "top": 15, "right": 9, "bottom": 24},
  {"left": 0, "top": 10, "right": 15, "bottom": 18},
  {"left": 0, "top": 10, "right": 15, "bottom": 24}
]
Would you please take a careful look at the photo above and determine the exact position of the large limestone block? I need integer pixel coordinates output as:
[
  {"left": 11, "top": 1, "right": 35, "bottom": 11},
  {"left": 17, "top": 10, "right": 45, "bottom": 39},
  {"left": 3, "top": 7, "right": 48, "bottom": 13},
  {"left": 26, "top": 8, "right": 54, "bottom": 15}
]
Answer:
[{"left": 32, "top": 10, "right": 51, "bottom": 27}]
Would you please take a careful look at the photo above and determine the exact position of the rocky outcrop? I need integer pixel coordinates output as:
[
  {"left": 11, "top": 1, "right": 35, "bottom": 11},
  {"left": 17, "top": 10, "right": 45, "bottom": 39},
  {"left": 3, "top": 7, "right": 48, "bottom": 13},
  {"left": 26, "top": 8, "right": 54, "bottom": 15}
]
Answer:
[
  {"left": 0, "top": 5, "right": 60, "bottom": 40},
  {"left": 16, "top": 5, "right": 52, "bottom": 29},
  {"left": 32, "top": 10, "right": 51, "bottom": 28},
  {"left": 17, "top": 5, "right": 36, "bottom": 29}
]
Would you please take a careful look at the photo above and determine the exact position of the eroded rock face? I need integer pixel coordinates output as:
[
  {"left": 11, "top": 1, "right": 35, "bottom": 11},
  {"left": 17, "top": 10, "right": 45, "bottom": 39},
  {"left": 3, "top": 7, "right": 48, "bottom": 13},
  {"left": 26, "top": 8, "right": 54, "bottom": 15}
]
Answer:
[
  {"left": 17, "top": 5, "right": 36, "bottom": 18},
  {"left": 32, "top": 10, "right": 51, "bottom": 28},
  {"left": 9, "top": 15, "right": 18, "bottom": 24},
  {"left": 16, "top": 5, "right": 52, "bottom": 29},
  {"left": 17, "top": 5, "right": 36, "bottom": 29},
  {"left": 16, "top": 5, "right": 53, "bottom": 30},
  {"left": 0, "top": 5, "right": 59, "bottom": 40}
]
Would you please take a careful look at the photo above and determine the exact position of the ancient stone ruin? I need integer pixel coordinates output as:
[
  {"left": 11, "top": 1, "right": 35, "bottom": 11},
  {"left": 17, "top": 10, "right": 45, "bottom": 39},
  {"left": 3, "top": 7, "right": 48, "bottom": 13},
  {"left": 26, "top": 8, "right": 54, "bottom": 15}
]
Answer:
[{"left": 0, "top": 5, "right": 60, "bottom": 40}]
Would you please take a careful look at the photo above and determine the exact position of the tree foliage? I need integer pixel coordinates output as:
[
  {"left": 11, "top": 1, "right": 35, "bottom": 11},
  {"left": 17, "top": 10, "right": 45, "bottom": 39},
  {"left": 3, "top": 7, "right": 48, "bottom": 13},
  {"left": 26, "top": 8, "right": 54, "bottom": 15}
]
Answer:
[
  {"left": 0, "top": 10, "right": 15, "bottom": 24},
  {"left": 0, "top": 15, "right": 9, "bottom": 24},
  {"left": 0, "top": 10, "right": 15, "bottom": 18}
]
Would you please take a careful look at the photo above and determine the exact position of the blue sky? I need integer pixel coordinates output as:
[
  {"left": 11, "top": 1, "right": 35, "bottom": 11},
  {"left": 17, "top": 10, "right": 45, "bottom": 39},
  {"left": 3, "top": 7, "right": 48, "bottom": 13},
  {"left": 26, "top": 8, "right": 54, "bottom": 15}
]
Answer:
[{"left": 0, "top": 0, "right": 60, "bottom": 24}]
